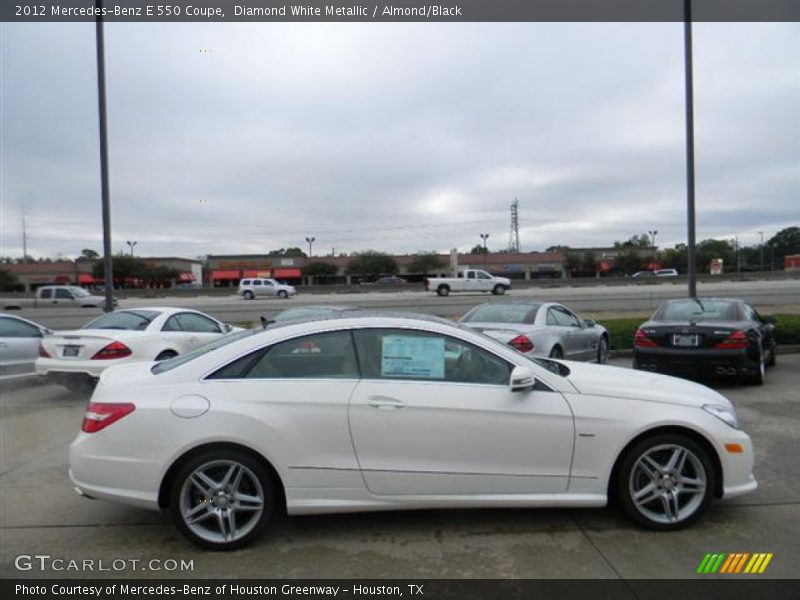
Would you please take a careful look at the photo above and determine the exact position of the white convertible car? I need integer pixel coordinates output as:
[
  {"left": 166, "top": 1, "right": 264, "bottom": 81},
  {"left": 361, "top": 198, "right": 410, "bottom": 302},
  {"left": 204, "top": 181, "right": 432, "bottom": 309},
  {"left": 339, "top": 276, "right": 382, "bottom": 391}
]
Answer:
[
  {"left": 69, "top": 313, "right": 756, "bottom": 550},
  {"left": 37, "top": 307, "right": 239, "bottom": 393}
]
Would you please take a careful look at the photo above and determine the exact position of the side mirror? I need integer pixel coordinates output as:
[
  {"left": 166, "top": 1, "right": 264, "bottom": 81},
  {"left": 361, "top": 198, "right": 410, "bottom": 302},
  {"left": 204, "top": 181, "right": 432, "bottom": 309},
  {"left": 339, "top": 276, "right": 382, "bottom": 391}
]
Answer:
[
  {"left": 763, "top": 315, "right": 777, "bottom": 325},
  {"left": 583, "top": 319, "right": 596, "bottom": 328},
  {"left": 510, "top": 365, "right": 536, "bottom": 393},
  {"left": 223, "top": 323, "right": 233, "bottom": 333}
]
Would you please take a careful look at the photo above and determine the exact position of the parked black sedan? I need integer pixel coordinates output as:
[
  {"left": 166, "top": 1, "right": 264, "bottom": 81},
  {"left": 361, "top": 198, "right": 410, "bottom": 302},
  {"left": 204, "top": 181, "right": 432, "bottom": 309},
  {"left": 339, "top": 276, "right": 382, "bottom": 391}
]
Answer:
[{"left": 633, "top": 298, "right": 776, "bottom": 384}]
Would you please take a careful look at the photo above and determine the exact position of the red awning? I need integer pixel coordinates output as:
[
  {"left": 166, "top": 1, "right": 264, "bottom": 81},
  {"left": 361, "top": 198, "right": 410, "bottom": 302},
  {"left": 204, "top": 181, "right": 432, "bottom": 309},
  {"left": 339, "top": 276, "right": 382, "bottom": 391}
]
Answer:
[
  {"left": 242, "top": 270, "right": 260, "bottom": 278},
  {"left": 274, "top": 268, "right": 301, "bottom": 278},
  {"left": 179, "top": 272, "right": 195, "bottom": 282},
  {"left": 79, "top": 274, "right": 95, "bottom": 284},
  {"left": 212, "top": 270, "right": 240, "bottom": 280}
]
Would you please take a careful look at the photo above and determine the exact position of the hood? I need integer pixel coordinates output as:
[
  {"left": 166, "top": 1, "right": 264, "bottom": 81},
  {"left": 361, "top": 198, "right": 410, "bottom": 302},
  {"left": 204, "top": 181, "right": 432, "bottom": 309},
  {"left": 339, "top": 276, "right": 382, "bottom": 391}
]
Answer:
[{"left": 563, "top": 360, "right": 732, "bottom": 409}]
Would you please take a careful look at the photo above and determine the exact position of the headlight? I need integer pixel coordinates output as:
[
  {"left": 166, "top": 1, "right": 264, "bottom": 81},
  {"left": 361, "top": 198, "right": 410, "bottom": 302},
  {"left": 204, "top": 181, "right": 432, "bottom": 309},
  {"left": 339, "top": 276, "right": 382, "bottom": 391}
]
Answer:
[{"left": 703, "top": 404, "right": 739, "bottom": 429}]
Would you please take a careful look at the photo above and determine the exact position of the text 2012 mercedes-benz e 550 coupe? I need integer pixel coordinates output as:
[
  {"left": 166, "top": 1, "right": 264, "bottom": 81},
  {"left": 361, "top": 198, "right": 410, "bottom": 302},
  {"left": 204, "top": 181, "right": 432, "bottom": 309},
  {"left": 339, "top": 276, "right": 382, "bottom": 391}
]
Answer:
[{"left": 70, "top": 313, "right": 756, "bottom": 550}]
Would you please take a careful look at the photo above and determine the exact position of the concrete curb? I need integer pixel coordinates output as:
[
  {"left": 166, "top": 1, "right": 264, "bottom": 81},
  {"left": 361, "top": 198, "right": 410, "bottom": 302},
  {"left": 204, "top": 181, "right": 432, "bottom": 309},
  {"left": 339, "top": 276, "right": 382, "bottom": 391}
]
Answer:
[{"left": 611, "top": 344, "right": 800, "bottom": 359}]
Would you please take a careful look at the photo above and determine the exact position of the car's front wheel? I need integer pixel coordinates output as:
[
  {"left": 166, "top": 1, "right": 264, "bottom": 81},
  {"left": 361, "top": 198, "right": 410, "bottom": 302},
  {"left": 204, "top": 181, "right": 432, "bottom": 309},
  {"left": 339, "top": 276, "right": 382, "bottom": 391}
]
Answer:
[
  {"left": 243, "top": 291, "right": 254, "bottom": 300},
  {"left": 617, "top": 434, "right": 715, "bottom": 530},
  {"left": 169, "top": 449, "right": 276, "bottom": 550},
  {"left": 277, "top": 290, "right": 288, "bottom": 299},
  {"left": 596, "top": 335, "right": 609, "bottom": 364}
]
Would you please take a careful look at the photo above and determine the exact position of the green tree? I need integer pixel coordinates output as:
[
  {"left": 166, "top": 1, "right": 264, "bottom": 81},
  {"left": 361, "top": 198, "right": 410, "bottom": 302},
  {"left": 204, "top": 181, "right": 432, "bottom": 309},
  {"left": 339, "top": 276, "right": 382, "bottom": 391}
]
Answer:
[
  {"left": 767, "top": 227, "right": 800, "bottom": 266},
  {"left": 469, "top": 244, "right": 488, "bottom": 255},
  {"left": 0, "top": 268, "right": 19, "bottom": 291},
  {"left": 268, "top": 247, "right": 307, "bottom": 258},
  {"left": 614, "top": 233, "right": 652, "bottom": 249},
  {"left": 303, "top": 261, "right": 339, "bottom": 277},
  {"left": 406, "top": 252, "right": 444, "bottom": 274},
  {"left": 615, "top": 248, "right": 646, "bottom": 275},
  {"left": 345, "top": 251, "right": 398, "bottom": 277},
  {"left": 581, "top": 251, "right": 597, "bottom": 272},
  {"left": 80, "top": 249, "right": 99, "bottom": 259},
  {"left": 563, "top": 251, "right": 581, "bottom": 274}
]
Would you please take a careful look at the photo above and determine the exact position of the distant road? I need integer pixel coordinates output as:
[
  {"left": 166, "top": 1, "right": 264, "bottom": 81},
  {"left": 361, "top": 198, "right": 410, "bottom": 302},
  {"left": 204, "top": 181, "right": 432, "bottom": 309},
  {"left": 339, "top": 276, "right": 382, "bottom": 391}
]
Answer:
[{"left": 14, "top": 279, "right": 800, "bottom": 330}]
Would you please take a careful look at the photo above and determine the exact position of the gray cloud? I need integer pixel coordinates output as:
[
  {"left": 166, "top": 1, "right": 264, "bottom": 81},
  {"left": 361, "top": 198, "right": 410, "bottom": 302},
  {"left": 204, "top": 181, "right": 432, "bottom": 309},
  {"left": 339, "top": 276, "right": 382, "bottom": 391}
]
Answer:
[{"left": 1, "top": 22, "right": 797, "bottom": 259}]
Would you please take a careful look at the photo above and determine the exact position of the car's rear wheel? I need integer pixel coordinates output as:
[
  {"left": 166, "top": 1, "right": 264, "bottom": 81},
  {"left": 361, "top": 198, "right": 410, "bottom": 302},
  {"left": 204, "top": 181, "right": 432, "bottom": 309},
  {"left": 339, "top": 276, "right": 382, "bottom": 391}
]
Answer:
[
  {"left": 597, "top": 336, "right": 609, "bottom": 364},
  {"left": 60, "top": 374, "right": 97, "bottom": 396},
  {"left": 766, "top": 339, "right": 777, "bottom": 367},
  {"left": 243, "top": 291, "right": 254, "bottom": 300},
  {"left": 170, "top": 449, "right": 275, "bottom": 550},
  {"left": 746, "top": 346, "right": 765, "bottom": 385},
  {"left": 437, "top": 285, "right": 450, "bottom": 297},
  {"left": 617, "top": 434, "right": 714, "bottom": 530},
  {"left": 277, "top": 290, "right": 288, "bottom": 299},
  {"left": 549, "top": 345, "right": 563, "bottom": 359}
]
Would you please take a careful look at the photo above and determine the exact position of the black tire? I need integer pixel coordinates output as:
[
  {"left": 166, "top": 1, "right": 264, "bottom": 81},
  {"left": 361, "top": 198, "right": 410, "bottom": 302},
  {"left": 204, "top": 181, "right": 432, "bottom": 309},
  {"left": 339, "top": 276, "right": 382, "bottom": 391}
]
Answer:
[
  {"left": 437, "top": 285, "right": 450, "bottom": 297},
  {"left": 277, "top": 290, "right": 288, "bottom": 299},
  {"left": 597, "top": 335, "right": 610, "bottom": 364},
  {"left": 169, "top": 448, "right": 276, "bottom": 551},
  {"left": 766, "top": 340, "right": 777, "bottom": 368},
  {"left": 746, "top": 349, "right": 765, "bottom": 385},
  {"left": 243, "top": 291, "right": 254, "bottom": 300},
  {"left": 492, "top": 285, "right": 506, "bottom": 296},
  {"left": 549, "top": 346, "right": 564, "bottom": 359},
  {"left": 156, "top": 350, "right": 178, "bottom": 361},
  {"left": 616, "top": 433, "right": 715, "bottom": 530}
]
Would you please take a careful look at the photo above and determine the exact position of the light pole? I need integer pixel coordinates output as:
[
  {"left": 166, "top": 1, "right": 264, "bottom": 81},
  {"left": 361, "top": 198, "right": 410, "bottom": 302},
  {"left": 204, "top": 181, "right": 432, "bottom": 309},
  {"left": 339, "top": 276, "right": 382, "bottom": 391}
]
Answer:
[
  {"left": 479, "top": 233, "right": 489, "bottom": 269},
  {"left": 759, "top": 231, "right": 764, "bottom": 272},
  {"left": 648, "top": 230, "right": 658, "bottom": 270},
  {"left": 126, "top": 240, "right": 137, "bottom": 257},
  {"left": 96, "top": 0, "right": 114, "bottom": 312},
  {"left": 684, "top": 0, "right": 698, "bottom": 298},
  {"left": 305, "top": 236, "right": 315, "bottom": 258}
]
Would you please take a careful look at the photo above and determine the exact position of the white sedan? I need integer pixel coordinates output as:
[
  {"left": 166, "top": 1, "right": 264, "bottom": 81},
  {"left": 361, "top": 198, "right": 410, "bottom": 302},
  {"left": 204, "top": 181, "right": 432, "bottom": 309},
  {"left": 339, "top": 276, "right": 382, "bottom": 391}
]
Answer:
[
  {"left": 37, "top": 307, "right": 239, "bottom": 393},
  {"left": 70, "top": 313, "right": 756, "bottom": 550}
]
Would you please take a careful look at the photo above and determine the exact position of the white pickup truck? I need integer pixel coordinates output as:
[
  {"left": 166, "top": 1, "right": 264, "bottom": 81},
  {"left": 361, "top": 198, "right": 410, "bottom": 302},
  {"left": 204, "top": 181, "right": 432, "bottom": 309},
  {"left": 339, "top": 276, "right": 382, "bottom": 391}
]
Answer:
[
  {"left": 1, "top": 286, "right": 113, "bottom": 310},
  {"left": 425, "top": 269, "right": 512, "bottom": 297}
]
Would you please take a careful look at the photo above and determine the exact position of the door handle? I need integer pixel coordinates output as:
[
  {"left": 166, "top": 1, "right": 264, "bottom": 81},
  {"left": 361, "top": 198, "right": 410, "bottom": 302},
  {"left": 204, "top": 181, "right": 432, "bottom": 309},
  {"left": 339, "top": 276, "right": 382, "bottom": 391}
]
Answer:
[{"left": 368, "top": 396, "right": 405, "bottom": 409}]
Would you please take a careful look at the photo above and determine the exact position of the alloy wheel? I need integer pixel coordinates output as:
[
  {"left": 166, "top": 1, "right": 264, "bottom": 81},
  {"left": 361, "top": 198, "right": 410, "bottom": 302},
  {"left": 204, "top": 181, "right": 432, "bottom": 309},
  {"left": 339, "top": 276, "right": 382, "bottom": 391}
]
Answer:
[{"left": 628, "top": 443, "right": 707, "bottom": 525}]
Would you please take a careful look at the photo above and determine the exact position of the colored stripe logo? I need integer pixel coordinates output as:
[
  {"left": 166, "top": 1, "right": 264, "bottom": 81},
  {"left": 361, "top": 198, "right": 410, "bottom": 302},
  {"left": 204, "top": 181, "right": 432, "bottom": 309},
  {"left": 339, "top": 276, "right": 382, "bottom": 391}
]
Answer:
[{"left": 697, "top": 553, "right": 773, "bottom": 574}]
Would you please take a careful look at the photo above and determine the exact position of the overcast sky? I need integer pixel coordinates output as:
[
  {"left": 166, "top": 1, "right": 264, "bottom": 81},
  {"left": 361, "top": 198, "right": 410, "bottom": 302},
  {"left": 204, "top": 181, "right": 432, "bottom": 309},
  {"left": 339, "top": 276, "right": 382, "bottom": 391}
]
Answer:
[{"left": 1, "top": 21, "right": 798, "bottom": 259}]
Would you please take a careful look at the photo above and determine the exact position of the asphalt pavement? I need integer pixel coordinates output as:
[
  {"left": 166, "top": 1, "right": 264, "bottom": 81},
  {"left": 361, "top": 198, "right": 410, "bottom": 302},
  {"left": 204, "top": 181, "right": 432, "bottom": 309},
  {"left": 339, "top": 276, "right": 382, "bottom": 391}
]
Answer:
[{"left": 1, "top": 356, "right": 798, "bottom": 579}]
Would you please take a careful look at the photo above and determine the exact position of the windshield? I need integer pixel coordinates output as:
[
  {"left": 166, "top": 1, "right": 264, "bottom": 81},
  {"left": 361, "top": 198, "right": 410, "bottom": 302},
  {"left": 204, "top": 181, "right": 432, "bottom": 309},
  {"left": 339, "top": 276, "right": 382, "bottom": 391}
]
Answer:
[
  {"left": 654, "top": 299, "right": 742, "bottom": 322},
  {"left": 83, "top": 310, "right": 161, "bottom": 331},
  {"left": 461, "top": 304, "right": 539, "bottom": 324},
  {"left": 152, "top": 329, "right": 261, "bottom": 374},
  {"left": 69, "top": 287, "right": 91, "bottom": 297}
]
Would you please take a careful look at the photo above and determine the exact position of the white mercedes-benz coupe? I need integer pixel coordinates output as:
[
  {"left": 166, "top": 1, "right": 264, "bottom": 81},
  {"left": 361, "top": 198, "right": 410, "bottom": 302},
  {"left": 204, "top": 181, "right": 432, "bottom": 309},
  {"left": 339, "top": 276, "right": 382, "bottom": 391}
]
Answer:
[
  {"left": 69, "top": 313, "right": 757, "bottom": 550},
  {"left": 37, "top": 307, "right": 239, "bottom": 394}
]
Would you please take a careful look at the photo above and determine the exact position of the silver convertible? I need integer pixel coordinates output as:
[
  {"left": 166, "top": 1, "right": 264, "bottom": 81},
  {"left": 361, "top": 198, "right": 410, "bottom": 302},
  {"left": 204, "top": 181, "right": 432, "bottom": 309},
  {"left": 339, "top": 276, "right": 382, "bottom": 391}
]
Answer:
[{"left": 460, "top": 300, "right": 610, "bottom": 363}]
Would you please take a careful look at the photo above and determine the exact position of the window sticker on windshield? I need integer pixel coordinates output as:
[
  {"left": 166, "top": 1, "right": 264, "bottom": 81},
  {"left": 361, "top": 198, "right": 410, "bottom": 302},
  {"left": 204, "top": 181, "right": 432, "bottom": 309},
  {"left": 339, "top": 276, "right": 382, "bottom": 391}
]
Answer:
[{"left": 381, "top": 335, "right": 445, "bottom": 379}]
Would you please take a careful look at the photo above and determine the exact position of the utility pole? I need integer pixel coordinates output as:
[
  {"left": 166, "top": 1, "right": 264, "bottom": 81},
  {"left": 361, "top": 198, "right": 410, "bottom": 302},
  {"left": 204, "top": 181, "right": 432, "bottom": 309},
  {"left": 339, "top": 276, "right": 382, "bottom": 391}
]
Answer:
[
  {"left": 648, "top": 230, "right": 658, "bottom": 270},
  {"left": 479, "top": 233, "right": 489, "bottom": 269},
  {"left": 683, "top": 0, "right": 698, "bottom": 298},
  {"left": 96, "top": 1, "right": 115, "bottom": 312},
  {"left": 508, "top": 198, "right": 520, "bottom": 252}
]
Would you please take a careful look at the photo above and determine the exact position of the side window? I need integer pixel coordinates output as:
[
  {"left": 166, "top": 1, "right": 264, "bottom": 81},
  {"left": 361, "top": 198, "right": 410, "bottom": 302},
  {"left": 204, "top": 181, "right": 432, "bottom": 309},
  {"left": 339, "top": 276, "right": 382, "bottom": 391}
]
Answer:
[
  {"left": 176, "top": 313, "right": 222, "bottom": 333},
  {"left": 55, "top": 289, "right": 73, "bottom": 299},
  {"left": 264, "top": 280, "right": 274, "bottom": 287},
  {"left": 208, "top": 330, "right": 358, "bottom": 379},
  {"left": 252, "top": 280, "right": 262, "bottom": 286},
  {"left": 546, "top": 309, "right": 559, "bottom": 326},
  {"left": 0, "top": 318, "right": 42, "bottom": 338},
  {"left": 353, "top": 329, "right": 511, "bottom": 386},
  {"left": 467, "top": 271, "right": 476, "bottom": 279},
  {"left": 39, "top": 288, "right": 52, "bottom": 299},
  {"left": 162, "top": 315, "right": 183, "bottom": 332},
  {"left": 742, "top": 304, "right": 757, "bottom": 321},
  {"left": 477, "top": 271, "right": 491, "bottom": 280},
  {"left": 553, "top": 308, "right": 580, "bottom": 328}
]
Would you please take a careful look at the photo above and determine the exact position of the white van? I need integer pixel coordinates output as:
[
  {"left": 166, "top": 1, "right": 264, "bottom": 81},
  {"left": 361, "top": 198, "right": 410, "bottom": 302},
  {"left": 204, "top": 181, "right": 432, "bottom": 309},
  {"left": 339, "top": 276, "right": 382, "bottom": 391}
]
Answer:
[
  {"left": 654, "top": 269, "right": 679, "bottom": 277},
  {"left": 238, "top": 278, "right": 297, "bottom": 300}
]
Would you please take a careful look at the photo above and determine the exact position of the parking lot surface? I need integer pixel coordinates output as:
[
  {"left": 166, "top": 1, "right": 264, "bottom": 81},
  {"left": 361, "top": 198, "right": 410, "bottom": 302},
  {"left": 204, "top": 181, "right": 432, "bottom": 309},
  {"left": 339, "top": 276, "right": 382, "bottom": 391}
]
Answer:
[{"left": 1, "top": 356, "right": 798, "bottom": 579}]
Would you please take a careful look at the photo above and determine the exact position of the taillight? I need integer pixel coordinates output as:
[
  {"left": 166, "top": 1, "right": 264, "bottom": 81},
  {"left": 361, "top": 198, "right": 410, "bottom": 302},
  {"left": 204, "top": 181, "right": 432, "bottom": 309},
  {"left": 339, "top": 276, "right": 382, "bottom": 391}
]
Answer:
[
  {"left": 715, "top": 330, "right": 749, "bottom": 350},
  {"left": 81, "top": 402, "right": 135, "bottom": 433},
  {"left": 38, "top": 343, "right": 51, "bottom": 358},
  {"left": 634, "top": 329, "right": 658, "bottom": 347},
  {"left": 91, "top": 341, "right": 132, "bottom": 360},
  {"left": 509, "top": 334, "right": 535, "bottom": 353}
]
